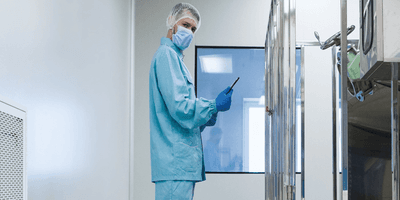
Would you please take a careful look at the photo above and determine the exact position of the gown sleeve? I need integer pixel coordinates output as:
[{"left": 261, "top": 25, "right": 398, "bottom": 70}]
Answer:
[{"left": 155, "top": 47, "right": 217, "bottom": 130}]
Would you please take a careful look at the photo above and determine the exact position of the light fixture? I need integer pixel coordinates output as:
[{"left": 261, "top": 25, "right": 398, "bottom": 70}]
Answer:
[{"left": 199, "top": 54, "right": 232, "bottom": 73}]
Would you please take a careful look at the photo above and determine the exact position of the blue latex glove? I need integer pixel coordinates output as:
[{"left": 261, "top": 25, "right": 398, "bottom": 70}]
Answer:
[
  {"left": 204, "top": 112, "right": 218, "bottom": 126},
  {"left": 200, "top": 113, "right": 218, "bottom": 132},
  {"left": 200, "top": 125, "right": 206, "bottom": 132},
  {"left": 216, "top": 87, "right": 233, "bottom": 112}
]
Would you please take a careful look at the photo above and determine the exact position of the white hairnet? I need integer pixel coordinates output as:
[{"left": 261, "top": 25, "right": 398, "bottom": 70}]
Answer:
[{"left": 166, "top": 3, "right": 201, "bottom": 32}]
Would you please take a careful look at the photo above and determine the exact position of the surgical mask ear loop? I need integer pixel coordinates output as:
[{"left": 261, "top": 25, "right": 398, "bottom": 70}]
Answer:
[{"left": 171, "top": 23, "right": 178, "bottom": 35}]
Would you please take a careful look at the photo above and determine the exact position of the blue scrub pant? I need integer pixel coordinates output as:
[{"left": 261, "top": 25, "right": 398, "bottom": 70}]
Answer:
[{"left": 155, "top": 181, "right": 196, "bottom": 200}]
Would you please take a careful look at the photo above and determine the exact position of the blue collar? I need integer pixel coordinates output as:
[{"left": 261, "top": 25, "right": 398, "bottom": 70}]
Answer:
[{"left": 160, "top": 37, "right": 183, "bottom": 58}]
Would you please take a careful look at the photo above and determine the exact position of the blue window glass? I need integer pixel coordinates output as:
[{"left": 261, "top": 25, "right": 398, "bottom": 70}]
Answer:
[
  {"left": 196, "top": 47, "right": 265, "bottom": 173},
  {"left": 296, "top": 48, "right": 302, "bottom": 173}
]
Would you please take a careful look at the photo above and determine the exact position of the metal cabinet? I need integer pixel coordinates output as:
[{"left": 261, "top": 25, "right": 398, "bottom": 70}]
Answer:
[
  {"left": 360, "top": 0, "right": 400, "bottom": 81},
  {"left": 337, "top": 0, "right": 400, "bottom": 199}
]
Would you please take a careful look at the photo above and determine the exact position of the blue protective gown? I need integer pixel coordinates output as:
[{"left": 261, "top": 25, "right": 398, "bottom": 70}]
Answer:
[{"left": 149, "top": 37, "right": 218, "bottom": 182}]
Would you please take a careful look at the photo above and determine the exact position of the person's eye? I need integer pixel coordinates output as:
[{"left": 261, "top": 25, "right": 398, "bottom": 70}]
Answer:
[{"left": 184, "top": 23, "right": 190, "bottom": 28}]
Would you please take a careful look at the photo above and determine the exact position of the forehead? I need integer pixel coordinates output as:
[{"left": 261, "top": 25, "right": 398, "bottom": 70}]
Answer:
[{"left": 177, "top": 17, "right": 197, "bottom": 28}]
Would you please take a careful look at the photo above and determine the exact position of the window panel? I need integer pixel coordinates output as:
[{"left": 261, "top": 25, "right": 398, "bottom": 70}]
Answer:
[
  {"left": 196, "top": 47, "right": 303, "bottom": 173},
  {"left": 196, "top": 47, "right": 265, "bottom": 173}
]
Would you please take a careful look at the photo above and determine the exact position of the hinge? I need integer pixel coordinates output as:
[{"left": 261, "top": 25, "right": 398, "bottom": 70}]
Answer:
[{"left": 286, "top": 185, "right": 295, "bottom": 200}]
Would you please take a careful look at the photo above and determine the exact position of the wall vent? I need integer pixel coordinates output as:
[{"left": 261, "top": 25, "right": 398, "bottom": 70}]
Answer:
[{"left": 0, "top": 96, "right": 27, "bottom": 200}]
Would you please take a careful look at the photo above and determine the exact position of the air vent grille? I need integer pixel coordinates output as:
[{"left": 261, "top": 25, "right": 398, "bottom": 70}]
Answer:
[{"left": 0, "top": 110, "right": 24, "bottom": 199}]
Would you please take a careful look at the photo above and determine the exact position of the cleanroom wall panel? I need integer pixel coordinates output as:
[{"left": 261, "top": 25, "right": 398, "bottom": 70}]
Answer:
[
  {"left": 296, "top": 0, "right": 359, "bottom": 42},
  {"left": 297, "top": 1, "right": 337, "bottom": 198},
  {"left": 0, "top": 0, "right": 132, "bottom": 199},
  {"left": 303, "top": 46, "right": 333, "bottom": 200}
]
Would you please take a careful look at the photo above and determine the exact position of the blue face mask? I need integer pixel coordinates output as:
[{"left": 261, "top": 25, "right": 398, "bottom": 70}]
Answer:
[{"left": 172, "top": 25, "right": 193, "bottom": 51}]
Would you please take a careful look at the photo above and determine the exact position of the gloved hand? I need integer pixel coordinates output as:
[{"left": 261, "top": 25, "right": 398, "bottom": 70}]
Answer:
[
  {"left": 205, "top": 112, "right": 218, "bottom": 126},
  {"left": 216, "top": 87, "right": 233, "bottom": 112},
  {"left": 200, "top": 125, "right": 206, "bottom": 132},
  {"left": 200, "top": 113, "right": 218, "bottom": 132}
]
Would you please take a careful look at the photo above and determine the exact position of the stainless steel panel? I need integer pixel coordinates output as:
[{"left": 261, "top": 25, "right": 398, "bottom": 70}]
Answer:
[
  {"left": 383, "top": 2, "right": 400, "bottom": 62},
  {"left": 300, "top": 46, "right": 305, "bottom": 200},
  {"left": 343, "top": 66, "right": 400, "bottom": 200},
  {"left": 392, "top": 63, "right": 400, "bottom": 200},
  {"left": 347, "top": 83, "right": 392, "bottom": 199},
  {"left": 265, "top": 0, "right": 297, "bottom": 199},
  {"left": 332, "top": 2, "right": 398, "bottom": 200},
  {"left": 359, "top": 0, "right": 380, "bottom": 79},
  {"left": 332, "top": 46, "right": 338, "bottom": 200},
  {"left": 341, "top": 1, "right": 349, "bottom": 200},
  {"left": 360, "top": 0, "right": 400, "bottom": 81},
  {"left": 289, "top": 0, "right": 296, "bottom": 198},
  {"left": 265, "top": 4, "right": 273, "bottom": 200},
  {"left": 342, "top": 1, "right": 400, "bottom": 199},
  {"left": 347, "top": 124, "right": 392, "bottom": 200}
]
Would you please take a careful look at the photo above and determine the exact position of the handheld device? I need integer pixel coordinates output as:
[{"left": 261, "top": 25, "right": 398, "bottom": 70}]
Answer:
[{"left": 226, "top": 77, "right": 240, "bottom": 94}]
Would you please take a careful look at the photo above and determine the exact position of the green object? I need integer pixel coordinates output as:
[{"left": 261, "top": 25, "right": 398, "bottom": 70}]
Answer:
[{"left": 347, "top": 52, "right": 360, "bottom": 80}]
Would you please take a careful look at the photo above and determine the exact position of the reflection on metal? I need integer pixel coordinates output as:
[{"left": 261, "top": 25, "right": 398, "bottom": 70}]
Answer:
[
  {"left": 344, "top": 79, "right": 393, "bottom": 199},
  {"left": 265, "top": 0, "right": 297, "bottom": 199},
  {"left": 314, "top": 25, "right": 355, "bottom": 50},
  {"left": 332, "top": 46, "right": 337, "bottom": 200},
  {"left": 333, "top": 46, "right": 344, "bottom": 200},
  {"left": 267, "top": 109, "right": 273, "bottom": 116},
  {"left": 296, "top": 40, "right": 359, "bottom": 47},
  {"left": 392, "top": 63, "right": 399, "bottom": 200},
  {"left": 334, "top": 0, "right": 400, "bottom": 199},
  {"left": 360, "top": 0, "right": 400, "bottom": 81},
  {"left": 300, "top": 46, "right": 305, "bottom": 200},
  {"left": 289, "top": 0, "right": 296, "bottom": 199},
  {"left": 295, "top": 41, "right": 321, "bottom": 46},
  {"left": 334, "top": 2, "right": 400, "bottom": 198},
  {"left": 340, "top": 1, "right": 349, "bottom": 200}
]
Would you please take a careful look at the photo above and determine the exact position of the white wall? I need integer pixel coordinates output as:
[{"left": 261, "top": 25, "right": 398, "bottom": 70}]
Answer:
[
  {"left": 303, "top": 46, "right": 334, "bottom": 200},
  {"left": 134, "top": 0, "right": 268, "bottom": 199},
  {"left": 296, "top": 0, "right": 359, "bottom": 42},
  {"left": 0, "top": 0, "right": 133, "bottom": 199}
]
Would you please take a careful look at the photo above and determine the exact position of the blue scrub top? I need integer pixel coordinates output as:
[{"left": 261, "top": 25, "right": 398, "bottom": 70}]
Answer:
[{"left": 149, "top": 37, "right": 217, "bottom": 182}]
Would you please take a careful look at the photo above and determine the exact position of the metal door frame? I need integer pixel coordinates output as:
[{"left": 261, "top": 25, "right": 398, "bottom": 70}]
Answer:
[{"left": 265, "top": 0, "right": 296, "bottom": 199}]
